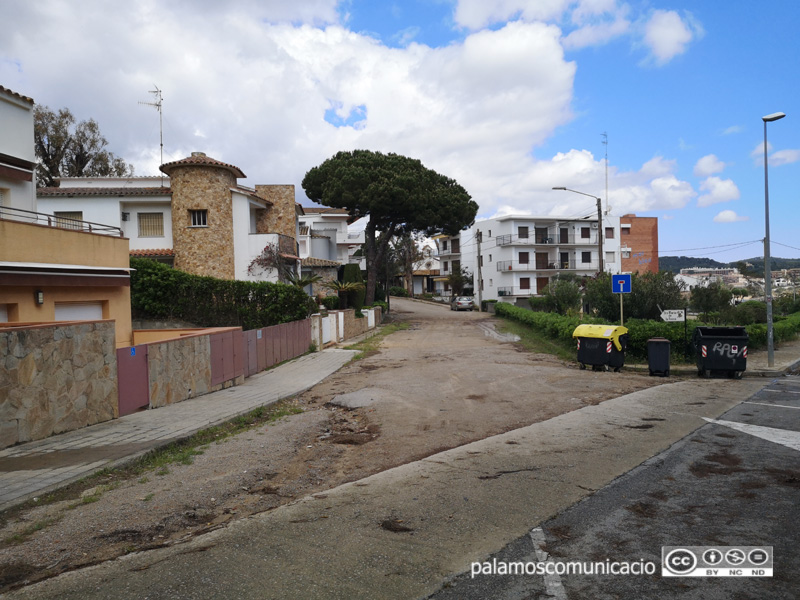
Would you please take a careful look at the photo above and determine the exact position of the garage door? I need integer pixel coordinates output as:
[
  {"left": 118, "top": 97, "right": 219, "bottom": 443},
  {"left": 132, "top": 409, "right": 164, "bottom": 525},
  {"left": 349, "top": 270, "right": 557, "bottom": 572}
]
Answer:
[{"left": 54, "top": 302, "right": 103, "bottom": 321}]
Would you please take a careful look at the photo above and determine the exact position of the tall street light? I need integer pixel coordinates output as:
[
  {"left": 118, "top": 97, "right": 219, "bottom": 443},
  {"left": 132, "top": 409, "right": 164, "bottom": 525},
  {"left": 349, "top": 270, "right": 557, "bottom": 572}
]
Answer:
[
  {"left": 763, "top": 111, "right": 785, "bottom": 368},
  {"left": 553, "top": 187, "right": 604, "bottom": 274}
]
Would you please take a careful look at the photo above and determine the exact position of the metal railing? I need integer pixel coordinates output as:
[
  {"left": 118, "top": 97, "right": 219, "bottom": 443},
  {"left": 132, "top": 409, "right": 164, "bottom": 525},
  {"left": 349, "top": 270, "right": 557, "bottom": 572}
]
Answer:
[{"left": 0, "top": 205, "right": 124, "bottom": 236}]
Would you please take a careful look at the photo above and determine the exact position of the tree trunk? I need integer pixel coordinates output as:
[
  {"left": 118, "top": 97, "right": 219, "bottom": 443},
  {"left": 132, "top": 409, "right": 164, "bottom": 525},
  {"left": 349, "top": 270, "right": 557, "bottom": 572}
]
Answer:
[{"left": 364, "top": 220, "right": 378, "bottom": 306}]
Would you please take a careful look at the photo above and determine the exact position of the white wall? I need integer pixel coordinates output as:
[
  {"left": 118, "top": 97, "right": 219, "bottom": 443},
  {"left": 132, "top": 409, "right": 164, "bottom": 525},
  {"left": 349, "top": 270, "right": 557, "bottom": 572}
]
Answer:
[
  {"left": 121, "top": 201, "right": 173, "bottom": 250},
  {"left": 36, "top": 196, "right": 123, "bottom": 229},
  {"left": 0, "top": 92, "right": 36, "bottom": 212}
]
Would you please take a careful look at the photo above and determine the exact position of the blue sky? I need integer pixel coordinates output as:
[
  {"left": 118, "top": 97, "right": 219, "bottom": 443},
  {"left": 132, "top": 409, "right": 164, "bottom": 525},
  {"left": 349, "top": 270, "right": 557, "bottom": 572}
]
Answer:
[{"left": 3, "top": 0, "right": 799, "bottom": 262}]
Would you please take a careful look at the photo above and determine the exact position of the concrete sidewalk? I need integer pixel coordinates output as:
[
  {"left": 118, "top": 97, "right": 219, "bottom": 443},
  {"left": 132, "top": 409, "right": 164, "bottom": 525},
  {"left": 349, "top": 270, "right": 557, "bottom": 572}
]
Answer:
[{"left": 0, "top": 348, "right": 356, "bottom": 512}]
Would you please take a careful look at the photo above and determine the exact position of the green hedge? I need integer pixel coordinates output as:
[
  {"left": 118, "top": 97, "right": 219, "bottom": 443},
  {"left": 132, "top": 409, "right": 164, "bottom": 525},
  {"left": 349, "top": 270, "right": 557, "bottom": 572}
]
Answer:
[
  {"left": 130, "top": 258, "right": 309, "bottom": 329},
  {"left": 321, "top": 296, "right": 340, "bottom": 310},
  {"left": 493, "top": 302, "right": 800, "bottom": 362}
]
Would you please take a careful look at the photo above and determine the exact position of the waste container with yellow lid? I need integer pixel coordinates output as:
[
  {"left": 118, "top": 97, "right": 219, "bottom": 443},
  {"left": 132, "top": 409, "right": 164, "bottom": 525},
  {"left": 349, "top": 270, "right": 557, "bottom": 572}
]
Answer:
[{"left": 572, "top": 324, "right": 629, "bottom": 372}]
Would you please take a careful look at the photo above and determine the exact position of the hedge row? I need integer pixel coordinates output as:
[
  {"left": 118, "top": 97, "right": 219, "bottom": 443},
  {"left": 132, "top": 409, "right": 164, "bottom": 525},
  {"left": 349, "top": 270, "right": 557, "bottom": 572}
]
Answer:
[
  {"left": 494, "top": 302, "right": 800, "bottom": 362},
  {"left": 130, "top": 258, "right": 310, "bottom": 330}
]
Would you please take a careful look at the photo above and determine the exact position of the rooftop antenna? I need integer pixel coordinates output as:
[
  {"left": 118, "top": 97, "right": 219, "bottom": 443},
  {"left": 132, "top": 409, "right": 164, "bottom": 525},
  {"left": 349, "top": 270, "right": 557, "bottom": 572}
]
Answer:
[
  {"left": 139, "top": 85, "right": 164, "bottom": 186},
  {"left": 601, "top": 132, "right": 610, "bottom": 215}
]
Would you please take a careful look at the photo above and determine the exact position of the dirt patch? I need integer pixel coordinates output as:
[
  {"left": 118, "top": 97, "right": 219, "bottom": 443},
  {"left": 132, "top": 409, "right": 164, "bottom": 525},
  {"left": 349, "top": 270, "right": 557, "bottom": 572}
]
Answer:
[{"left": 0, "top": 298, "right": 672, "bottom": 593}]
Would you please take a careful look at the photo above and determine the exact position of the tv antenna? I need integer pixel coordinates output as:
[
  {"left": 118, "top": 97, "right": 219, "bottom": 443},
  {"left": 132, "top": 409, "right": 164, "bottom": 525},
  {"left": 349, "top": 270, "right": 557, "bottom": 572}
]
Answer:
[{"left": 139, "top": 85, "right": 164, "bottom": 185}]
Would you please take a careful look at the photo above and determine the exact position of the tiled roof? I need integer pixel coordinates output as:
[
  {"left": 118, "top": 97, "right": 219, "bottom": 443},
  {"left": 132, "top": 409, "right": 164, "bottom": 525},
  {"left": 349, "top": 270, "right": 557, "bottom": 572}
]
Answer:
[
  {"left": 0, "top": 86, "right": 34, "bottom": 104},
  {"left": 160, "top": 152, "right": 245, "bottom": 179},
  {"left": 302, "top": 257, "right": 341, "bottom": 267},
  {"left": 130, "top": 248, "right": 175, "bottom": 258},
  {"left": 37, "top": 187, "right": 172, "bottom": 197},
  {"left": 301, "top": 206, "right": 350, "bottom": 215}
]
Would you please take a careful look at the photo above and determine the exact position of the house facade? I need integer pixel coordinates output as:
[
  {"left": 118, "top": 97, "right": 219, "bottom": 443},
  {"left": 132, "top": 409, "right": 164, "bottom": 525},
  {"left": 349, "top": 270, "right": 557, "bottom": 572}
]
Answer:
[
  {"left": 0, "top": 86, "right": 132, "bottom": 347},
  {"left": 619, "top": 214, "right": 659, "bottom": 274},
  {"left": 37, "top": 152, "right": 301, "bottom": 283}
]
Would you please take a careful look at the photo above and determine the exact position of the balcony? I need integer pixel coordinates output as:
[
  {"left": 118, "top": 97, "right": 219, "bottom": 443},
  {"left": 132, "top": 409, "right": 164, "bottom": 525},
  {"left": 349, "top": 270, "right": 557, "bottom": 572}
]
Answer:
[
  {"left": 497, "top": 287, "right": 530, "bottom": 297},
  {"left": 496, "top": 259, "right": 599, "bottom": 272},
  {"left": 0, "top": 205, "right": 123, "bottom": 237}
]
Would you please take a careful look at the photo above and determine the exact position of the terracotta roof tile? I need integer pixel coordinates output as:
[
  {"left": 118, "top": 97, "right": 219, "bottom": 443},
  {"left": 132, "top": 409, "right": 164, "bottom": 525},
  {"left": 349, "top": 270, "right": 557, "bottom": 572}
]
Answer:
[
  {"left": 130, "top": 249, "right": 175, "bottom": 258},
  {"left": 37, "top": 187, "right": 172, "bottom": 197},
  {"left": 0, "top": 86, "right": 34, "bottom": 104},
  {"left": 160, "top": 152, "right": 245, "bottom": 178},
  {"left": 301, "top": 206, "right": 350, "bottom": 215},
  {"left": 302, "top": 257, "right": 341, "bottom": 267}
]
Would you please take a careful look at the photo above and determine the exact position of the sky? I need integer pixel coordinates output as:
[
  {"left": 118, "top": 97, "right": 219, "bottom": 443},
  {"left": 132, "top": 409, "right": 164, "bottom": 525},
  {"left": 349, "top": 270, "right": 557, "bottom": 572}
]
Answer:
[{"left": 2, "top": 0, "right": 799, "bottom": 262}]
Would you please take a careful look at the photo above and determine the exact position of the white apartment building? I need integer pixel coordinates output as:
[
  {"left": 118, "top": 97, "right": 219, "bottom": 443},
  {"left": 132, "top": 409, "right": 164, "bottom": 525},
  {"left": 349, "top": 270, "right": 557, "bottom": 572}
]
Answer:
[
  {"left": 0, "top": 86, "right": 36, "bottom": 212},
  {"left": 297, "top": 207, "right": 365, "bottom": 268},
  {"left": 437, "top": 214, "right": 622, "bottom": 301}
]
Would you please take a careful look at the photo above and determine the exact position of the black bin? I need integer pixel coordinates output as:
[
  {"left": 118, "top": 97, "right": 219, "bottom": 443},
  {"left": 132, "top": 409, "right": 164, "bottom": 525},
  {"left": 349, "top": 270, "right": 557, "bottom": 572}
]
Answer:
[
  {"left": 647, "top": 337, "right": 671, "bottom": 377},
  {"left": 692, "top": 326, "right": 748, "bottom": 379},
  {"left": 572, "top": 325, "right": 628, "bottom": 372}
]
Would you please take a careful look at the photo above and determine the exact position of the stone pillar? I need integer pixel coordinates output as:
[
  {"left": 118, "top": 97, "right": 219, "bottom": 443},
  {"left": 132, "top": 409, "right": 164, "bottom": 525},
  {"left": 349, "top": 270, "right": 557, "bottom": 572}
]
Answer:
[{"left": 254, "top": 184, "right": 296, "bottom": 239}]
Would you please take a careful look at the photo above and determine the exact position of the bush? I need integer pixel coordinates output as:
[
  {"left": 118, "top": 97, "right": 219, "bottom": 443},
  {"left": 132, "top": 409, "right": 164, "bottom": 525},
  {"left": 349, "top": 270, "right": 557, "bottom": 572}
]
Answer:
[
  {"left": 528, "top": 296, "right": 553, "bottom": 312},
  {"left": 481, "top": 299, "right": 498, "bottom": 311},
  {"left": 130, "top": 258, "right": 309, "bottom": 329},
  {"left": 343, "top": 264, "right": 366, "bottom": 311},
  {"left": 321, "top": 296, "right": 340, "bottom": 310},
  {"left": 371, "top": 300, "right": 389, "bottom": 312},
  {"left": 389, "top": 286, "right": 409, "bottom": 297}
]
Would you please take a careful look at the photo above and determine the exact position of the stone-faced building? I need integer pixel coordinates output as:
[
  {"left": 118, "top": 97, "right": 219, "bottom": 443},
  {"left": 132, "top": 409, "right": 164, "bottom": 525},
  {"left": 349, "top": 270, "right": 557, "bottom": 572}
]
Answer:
[{"left": 37, "top": 152, "right": 301, "bottom": 283}]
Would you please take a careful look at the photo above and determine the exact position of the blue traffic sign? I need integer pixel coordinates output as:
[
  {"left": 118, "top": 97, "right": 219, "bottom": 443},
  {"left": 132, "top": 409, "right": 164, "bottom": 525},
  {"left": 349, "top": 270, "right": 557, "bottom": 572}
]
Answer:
[{"left": 612, "top": 273, "right": 631, "bottom": 294}]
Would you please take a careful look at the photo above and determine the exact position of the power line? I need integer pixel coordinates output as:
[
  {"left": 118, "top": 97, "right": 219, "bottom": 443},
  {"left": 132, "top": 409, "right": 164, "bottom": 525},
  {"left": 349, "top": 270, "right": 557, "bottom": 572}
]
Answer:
[
  {"left": 658, "top": 240, "right": 762, "bottom": 255},
  {"left": 772, "top": 240, "right": 800, "bottom": 253}
]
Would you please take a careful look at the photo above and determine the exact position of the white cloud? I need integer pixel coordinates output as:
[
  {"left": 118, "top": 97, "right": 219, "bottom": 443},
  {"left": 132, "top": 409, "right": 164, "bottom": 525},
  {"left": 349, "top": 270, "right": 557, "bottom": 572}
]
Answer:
[
  {"left": 722, "top": 125, "right": 743, "bottom": 135},
  {"left": 642, "top": 10, "right": 702, "bottom": 65},
  {"left": 713, "top": 210, "right": 749, "bottom": 223},
  {"left": 750, "top": 142, "right": 800, "bottom": 166},
  {"left": 453, "top": 0, "right": 569, "bottom": 30},
  {"left": 694, "top": 154, "right": 725, "bottom": 177},
  {"left": 562, "top": 16, "right": 630, "bottom": 50},
  {"left": 697, "top": 176, "right": 740, "bottom": 207}
]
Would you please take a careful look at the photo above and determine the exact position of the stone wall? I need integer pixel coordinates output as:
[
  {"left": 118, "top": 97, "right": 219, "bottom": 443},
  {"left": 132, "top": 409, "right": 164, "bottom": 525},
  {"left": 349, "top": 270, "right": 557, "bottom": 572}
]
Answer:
[
  {"left": 254, "top": 185, "right": 296, "bottom": 239},
  {"left": 0, "top": 321, "right": 118, "bottom": 449},
  {"left": 146, "top": 335, "right": 213, "bottom": 408},
  {"left": 170, "top": 164, "right": 237, "bottom": 280}
]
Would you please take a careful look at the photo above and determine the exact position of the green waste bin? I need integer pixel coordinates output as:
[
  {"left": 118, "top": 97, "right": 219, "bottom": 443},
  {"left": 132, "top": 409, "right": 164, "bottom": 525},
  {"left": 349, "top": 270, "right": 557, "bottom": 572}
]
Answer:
[
  {"left": 692, "top": 326, "right": 748, "bottom": 379},
  {"left": 572, "top": 324, "right": 629, "bottom": 372}
]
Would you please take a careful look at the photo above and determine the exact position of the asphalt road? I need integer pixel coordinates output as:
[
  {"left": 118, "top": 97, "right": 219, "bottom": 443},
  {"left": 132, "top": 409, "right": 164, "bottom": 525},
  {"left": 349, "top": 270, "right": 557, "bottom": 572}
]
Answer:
[{"left": 429, "top": 375, "right": 800, "bottom": 599}]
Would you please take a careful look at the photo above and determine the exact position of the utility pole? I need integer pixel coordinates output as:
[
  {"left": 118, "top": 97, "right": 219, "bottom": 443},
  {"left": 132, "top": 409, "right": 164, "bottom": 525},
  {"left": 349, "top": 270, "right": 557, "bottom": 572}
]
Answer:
[
  {"left": 476, "top": 230, "right": 483, "bottom": 311},
  {"left": 597, "top": 197, "right": 604, "bottom": 274}
]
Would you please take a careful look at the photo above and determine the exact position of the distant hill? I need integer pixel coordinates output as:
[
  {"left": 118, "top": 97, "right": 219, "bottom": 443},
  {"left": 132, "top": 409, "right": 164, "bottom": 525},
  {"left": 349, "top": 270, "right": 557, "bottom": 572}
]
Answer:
[{"left": 660, "top": 256, "right": 800, "bottom": 274}]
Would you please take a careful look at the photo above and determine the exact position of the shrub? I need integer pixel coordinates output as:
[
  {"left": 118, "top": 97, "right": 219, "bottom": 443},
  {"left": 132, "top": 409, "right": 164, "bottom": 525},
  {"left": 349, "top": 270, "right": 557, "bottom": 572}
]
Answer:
[
  {"left": 321, "top": 296, "right": 340, "bottom": 310},
  {"left": 130, "top": 258, "right": 309, "bottom": 329},
  {"left": 389, "top": 286, "right": 409, "bottom": 297}
]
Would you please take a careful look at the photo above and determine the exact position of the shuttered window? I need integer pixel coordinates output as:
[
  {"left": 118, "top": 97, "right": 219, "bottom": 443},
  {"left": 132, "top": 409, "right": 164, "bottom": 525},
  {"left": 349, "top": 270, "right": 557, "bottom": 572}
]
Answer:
[
  {"left": 54, "top": 211, "right": 83, "bottom": 230},
  {"left": 137, "top": 212, "right": 164, "bottom": 237}
]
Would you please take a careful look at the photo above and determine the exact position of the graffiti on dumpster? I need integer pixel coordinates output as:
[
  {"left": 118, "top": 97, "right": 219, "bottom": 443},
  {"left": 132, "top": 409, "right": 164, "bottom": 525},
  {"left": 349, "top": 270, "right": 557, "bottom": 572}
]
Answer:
[{"left": 713, "top": 342, "right": 744, "bottom": 358}]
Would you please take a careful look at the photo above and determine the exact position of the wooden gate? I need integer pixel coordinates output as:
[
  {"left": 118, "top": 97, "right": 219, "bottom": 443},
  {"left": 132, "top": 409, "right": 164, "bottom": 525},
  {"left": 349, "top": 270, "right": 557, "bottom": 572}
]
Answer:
[{"left": 117, "top": 345, "right": 149, "bottom": 416}]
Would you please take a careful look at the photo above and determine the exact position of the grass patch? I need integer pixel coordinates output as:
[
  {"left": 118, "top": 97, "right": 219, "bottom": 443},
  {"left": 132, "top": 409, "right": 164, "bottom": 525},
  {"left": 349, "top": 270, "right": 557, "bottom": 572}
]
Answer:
[
  {"left": 345, "top": 322, "right": 410, "bottom": 361},
  {"left": 142, "top": 493, "right": 155, "bottom": 502},
  {"left": 495, "top": 318, "right": 577, "bottom": 362},
  {"left": 2, "top": 516, "right": 62, "bottom": 545}
]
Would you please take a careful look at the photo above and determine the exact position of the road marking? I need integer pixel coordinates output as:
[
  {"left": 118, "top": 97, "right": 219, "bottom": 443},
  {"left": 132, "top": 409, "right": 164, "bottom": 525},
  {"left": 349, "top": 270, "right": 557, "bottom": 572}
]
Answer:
[
  {"left": 703, "top": 418, "right": 800, "bottom": 452},
  {"left": 764, "top": 389, "right": 800, "bottom": 394},
  {"left": 530, "top": 527, "right": 568, "bottom": 600},
  {"left": 744, "top": 401, "right": 800, "bottom": 410}
]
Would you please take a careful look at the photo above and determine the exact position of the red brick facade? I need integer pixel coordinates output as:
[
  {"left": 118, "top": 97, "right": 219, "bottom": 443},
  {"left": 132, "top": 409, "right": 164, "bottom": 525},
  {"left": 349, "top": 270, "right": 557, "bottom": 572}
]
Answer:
[{"left": 619, "top": 214, "right": 659, "bottom": 274}]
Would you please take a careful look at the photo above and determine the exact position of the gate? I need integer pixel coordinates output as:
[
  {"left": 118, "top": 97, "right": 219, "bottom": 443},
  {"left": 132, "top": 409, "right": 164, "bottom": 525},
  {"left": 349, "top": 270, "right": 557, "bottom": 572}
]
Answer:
[{"left": 117, "top": 345, "right": 149, "bottom": 416}]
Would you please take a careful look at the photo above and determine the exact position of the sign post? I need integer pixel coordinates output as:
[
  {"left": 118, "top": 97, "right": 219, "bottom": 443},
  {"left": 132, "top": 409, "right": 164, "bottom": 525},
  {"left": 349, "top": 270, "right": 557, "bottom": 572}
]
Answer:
[
  {"left": 660, "top": 307, "right": 688, "bottom": 359},
  {"left": 612, "top": 274, "right": 632, "bottom": 326}
]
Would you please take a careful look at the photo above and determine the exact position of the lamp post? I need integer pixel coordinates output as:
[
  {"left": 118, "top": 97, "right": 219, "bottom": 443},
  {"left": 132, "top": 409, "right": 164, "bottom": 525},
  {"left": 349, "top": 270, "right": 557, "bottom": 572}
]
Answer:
[
  {"left": 553, "top": 187, "right": 603, "bottom": 274},
  {"left": 763, "top": 111, "right": 785, "bottom": 368}
]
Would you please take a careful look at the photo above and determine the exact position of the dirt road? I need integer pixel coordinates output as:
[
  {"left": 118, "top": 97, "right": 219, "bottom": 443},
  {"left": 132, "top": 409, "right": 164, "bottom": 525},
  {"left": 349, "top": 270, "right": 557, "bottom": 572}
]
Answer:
[{"left": 0, "top": 298, "right": 664, "bottom": 592}]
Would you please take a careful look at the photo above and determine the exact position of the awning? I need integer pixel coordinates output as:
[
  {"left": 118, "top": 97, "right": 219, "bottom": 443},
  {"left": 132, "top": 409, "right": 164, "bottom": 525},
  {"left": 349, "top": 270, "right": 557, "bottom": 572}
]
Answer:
[{"left": 0, "top": 261, "right": 132, "bottom": 287}]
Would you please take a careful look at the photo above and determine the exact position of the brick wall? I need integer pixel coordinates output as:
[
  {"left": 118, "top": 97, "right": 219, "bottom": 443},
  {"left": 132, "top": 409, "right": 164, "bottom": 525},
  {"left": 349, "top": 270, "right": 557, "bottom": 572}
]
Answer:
[
  {"left": 0, "top": 321, "right": 118, "bottom": 449},
  {"left": 620, "top": 214, "right": 659, "bottom": 274}
]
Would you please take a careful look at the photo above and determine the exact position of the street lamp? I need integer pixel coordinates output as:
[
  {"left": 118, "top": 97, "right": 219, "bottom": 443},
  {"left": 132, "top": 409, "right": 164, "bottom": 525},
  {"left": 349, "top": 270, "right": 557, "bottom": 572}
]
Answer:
[
  {"left": 553, "top": 187, "right": 604, "bottom": 274},
  {"left": 763, "top": 111, "right": 785, "bottom": 368}
]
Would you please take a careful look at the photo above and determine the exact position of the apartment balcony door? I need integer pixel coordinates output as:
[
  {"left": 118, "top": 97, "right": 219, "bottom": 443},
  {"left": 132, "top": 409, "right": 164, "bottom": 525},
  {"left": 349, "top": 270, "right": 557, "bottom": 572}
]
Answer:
[
  {"left": 535, "top": 252, "right": 549, "bottom": 269},
  {"left": 560, "top": 228, "right": 569, "bottom": 244},
  {"left": 560, "top": 252, "right": 569, "bottom": 268},
  {"left": 536, "top": 277, "right": 550, "bottom": 293}
]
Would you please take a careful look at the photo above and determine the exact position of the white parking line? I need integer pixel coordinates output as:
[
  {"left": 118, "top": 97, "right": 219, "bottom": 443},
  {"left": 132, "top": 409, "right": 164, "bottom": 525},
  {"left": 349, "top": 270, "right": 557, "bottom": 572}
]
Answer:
[
  {"left": 703, "top": 418, "right": 800, "bottom": 452},
  {"left": 764, "top": 389, "right": 800, "bottom": 394},
  {"left": 530, "top": 527, "right": 568, "bottom": 600},
  {"left": 744, "top": 401, "right": 800, "bottom": 410}
]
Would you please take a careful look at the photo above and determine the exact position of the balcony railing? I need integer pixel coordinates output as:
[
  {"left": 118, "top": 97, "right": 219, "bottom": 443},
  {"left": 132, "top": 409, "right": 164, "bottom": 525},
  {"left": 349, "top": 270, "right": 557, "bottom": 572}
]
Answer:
[
  {"left": 496, "top": 232, "right": 598, "bottom": 246},
  {"left": 497, "top": 286, "right": 531, "bottom": 297},
  {"left": 496, "top": 260, "right": 599, "bottom": 271},
  {"left": 0, "top": 205, "right": 124, "bottom": 236}
]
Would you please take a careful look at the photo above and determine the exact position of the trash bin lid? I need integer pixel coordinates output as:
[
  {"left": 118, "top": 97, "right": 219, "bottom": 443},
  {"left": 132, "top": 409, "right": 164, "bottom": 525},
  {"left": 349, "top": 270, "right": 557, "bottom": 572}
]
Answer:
[{"left": 572, "top": 324, "right": 629, "bottom": 351}]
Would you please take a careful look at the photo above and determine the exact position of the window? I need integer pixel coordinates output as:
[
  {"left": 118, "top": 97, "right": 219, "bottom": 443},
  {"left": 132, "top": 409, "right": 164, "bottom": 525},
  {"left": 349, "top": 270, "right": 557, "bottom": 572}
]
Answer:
[
  {"left": 489, "top": 254, "right": 492, "bottom": 262},
  {"left": 519, "top": 251, "right": 529, "bottom": 264},
  {"left": 581, "top": 251, "right": 591, "bottom": 264},
  {"left": 443, "top": 261, "right": 449, "bottom": 272},
  {"left": 453, "top": 260, "right": 460, "bottom": 271},
  {"left": 189, "top": 209, "right": 208, "bottom": 227},
  {"left": 479, "top": 255, "right": 484, "bottom": 267},
  {"left": 622, "top": 248, "right": 631, "bottom": 259},
  {"left": 488, "top": 230, "right": 491, "bottom": 238},
  {"left": 451, "top": 239, "right": 460, "bottom": 253},
  {"left": 138, "top": 212, "right": 164, "bottom": 237},
  {"left": 489, "top": 279, "right": 492, "bottom": 286},
  {"left": 580, "top": 227, "right": 590, "bottom": 239},
  {"left": 0, "top": 188, "right": 9, "bottom": 207},
  {"left": 621, "top": 226, "right": 631, "bottom": 236},
  {"left": 54, "top": 211, "right": 83, "bottom": 230},
  {"left": 606, "top": 251, "right": 616, "bottom": 264},
  {"left": 518, "top": 226, "right": 529, "bottom": 239},
  {"left": 520, "top": 277, "right": 531, "bottom": 290},
  {"left": 605, "top": 227, "right": 615, "bottom": 239},
  {"left": 442, "top": 240, "right": 448, "bottom": 251}
]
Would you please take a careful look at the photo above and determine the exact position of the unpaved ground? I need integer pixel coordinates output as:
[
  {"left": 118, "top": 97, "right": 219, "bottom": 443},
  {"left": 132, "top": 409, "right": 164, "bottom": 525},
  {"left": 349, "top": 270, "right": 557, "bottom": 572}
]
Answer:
[{"left": 0, "top": 298, "right": 664, "bottom": 592}]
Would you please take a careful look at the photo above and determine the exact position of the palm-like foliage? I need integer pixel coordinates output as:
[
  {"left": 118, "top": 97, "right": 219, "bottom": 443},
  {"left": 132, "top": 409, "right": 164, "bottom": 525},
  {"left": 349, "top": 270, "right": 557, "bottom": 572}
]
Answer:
[{"left": 321, "top": 280, "right": 365, "bottom": 309}]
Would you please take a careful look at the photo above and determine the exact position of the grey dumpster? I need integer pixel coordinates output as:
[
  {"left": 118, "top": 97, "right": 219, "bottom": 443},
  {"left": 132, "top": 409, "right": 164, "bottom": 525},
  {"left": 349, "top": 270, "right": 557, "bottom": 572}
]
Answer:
[
  {"left": 692, "top": 326, "right": 748, "bottom": 379},
  {"left": 647, "top": 337, "right": 671, "bottom": 377}
]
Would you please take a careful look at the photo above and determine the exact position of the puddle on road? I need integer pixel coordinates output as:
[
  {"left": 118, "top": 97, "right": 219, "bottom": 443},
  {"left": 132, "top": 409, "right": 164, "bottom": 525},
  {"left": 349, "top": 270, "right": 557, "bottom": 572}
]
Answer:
[
  {"left": 478, "top": 322, "right": 521, "bottom": 343},
  {"left": 0, "top": 441, "right": 173, "bottom": 471}
]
